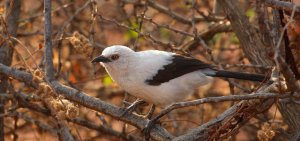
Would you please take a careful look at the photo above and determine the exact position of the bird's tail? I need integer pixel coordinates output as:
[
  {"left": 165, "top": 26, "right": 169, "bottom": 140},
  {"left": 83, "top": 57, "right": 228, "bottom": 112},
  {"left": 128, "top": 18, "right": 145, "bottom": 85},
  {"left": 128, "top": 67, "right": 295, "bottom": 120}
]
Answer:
[{"left": 203, "top": 69, "right": 269, "bottom": 82}]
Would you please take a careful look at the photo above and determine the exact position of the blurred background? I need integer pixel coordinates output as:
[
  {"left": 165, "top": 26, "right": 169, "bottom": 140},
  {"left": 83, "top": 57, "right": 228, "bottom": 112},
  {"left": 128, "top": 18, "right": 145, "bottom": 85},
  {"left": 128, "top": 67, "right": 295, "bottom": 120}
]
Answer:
[{"left": 1, "top": 0, "right": 298, "bottom": 140}]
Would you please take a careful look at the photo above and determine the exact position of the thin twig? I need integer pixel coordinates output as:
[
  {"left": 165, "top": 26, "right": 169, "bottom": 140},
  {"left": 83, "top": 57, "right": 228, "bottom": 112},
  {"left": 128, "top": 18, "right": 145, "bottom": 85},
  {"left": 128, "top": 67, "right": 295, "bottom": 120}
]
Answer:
[
  {"left": 8, "top": 112, "right": 57, "bottom": 133},
  {"left": 151, "top": 92, "right": 289, "bottom": 124},
  {"left": 265, "top": 0, "right": 300, "bottom": 13},
  {"left": 19, "top": 3, "right": 74, "bottom": 22},
  {"left": 133, "top": 0, "right": 148, "bottom": 50}
]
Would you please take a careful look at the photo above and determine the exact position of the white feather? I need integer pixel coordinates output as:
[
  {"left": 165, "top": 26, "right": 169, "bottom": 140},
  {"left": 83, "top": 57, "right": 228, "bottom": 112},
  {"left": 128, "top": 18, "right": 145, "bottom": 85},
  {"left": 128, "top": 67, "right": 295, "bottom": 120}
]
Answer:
[{"left": 99, "top": 45, "right": 212, "bottom": 106}]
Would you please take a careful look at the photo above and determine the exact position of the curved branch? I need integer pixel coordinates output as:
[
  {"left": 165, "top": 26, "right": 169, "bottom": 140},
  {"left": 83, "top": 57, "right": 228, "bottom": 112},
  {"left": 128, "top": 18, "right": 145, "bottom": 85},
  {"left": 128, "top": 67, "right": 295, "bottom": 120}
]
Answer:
[{"left": 151, "top": 92, "right": 289, "bottom": 126}]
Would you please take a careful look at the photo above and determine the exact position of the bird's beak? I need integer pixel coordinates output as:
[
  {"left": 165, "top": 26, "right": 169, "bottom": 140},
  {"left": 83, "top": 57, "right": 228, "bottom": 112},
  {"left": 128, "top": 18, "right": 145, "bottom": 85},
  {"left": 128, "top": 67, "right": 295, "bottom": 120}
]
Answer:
[{"left": 91, "top": 55, "right": 111, "bottom": 63}]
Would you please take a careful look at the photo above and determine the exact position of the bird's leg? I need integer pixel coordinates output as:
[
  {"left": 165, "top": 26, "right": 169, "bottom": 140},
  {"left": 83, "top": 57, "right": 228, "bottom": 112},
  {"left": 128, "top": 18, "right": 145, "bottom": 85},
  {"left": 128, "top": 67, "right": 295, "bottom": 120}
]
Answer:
[
  {"left": 142, "top": 116, "right": 160, "bottom": 140},
  {"left": 142, "top": 105, "right": 165, "bottom": 140},
  {"left": 143, "top": 104, "right": 177, "bottom": 140},
  {"left": 121, "top": 99, "right": 146, "bottom": 116},
  {"left": 145, "top": 104, "right": 156, "bottom": 119}
]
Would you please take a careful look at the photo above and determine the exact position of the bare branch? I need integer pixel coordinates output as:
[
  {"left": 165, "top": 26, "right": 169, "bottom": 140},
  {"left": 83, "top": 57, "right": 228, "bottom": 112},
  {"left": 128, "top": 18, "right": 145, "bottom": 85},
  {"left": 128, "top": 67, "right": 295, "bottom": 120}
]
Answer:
[
  {"left": 50, "top": 80, "right": 173, "bottom": 140},
  {"left": 216, "top": 0, "right": 273, "bottom": 65},
  {"left": 9, "top": 84, "right": 142, "bottom": 141},
  {"left": 265, "top": 0, "right": 300, "bottom": 13},
  {"left": 0, "top": 63, "right": 173, "bottom": 140},
  {"left": 151, "top": 92, "right": 289, "bottom": 125},
  {"left": 57, "top": 121, "right": 76, "bottom": 141},
  {"left": 9, "top": 112, "right": 57, "bottom": 133},
  {"left": 273, "top": 5, "right": 300, "bottom": 137},
  {"left": 44, "top": 0, "right": 55, "bottom": 81},
  {"left": 146, "top": 0, "right": 222, "bottom": 25},
  {"left": 71, "top": 118, "right": 144, "bottom": 141},
  {"left": 173, "top": 98, "right": 275, "bottom": 141},
  {"left": 173, "top": 81, "right": 282, "bottom": 140}
]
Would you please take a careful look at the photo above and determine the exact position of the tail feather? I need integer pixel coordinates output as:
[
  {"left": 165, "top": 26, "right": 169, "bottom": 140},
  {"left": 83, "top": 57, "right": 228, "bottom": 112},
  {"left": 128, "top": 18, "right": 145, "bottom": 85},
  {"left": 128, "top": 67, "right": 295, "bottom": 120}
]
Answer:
[{"left": 204, "top": 70, "right": 268, "bottom": 82}]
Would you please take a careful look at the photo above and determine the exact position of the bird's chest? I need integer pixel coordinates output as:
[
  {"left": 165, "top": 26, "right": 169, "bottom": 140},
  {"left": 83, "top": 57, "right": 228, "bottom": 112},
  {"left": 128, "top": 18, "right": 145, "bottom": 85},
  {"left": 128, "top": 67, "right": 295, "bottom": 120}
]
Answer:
[
  {"left": 113, "top": 72, "right": 142, "bottom": 92},
  {"left": 106, "top": 63, "right": 160, "bottom": 102}
]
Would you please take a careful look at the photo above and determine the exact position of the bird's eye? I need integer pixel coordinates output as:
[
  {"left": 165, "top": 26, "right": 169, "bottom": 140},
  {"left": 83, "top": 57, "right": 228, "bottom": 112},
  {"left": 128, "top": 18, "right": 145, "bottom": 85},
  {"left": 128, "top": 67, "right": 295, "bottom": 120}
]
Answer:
[{"left": 110, "top": 54, "right": 119, "bottom": 60}]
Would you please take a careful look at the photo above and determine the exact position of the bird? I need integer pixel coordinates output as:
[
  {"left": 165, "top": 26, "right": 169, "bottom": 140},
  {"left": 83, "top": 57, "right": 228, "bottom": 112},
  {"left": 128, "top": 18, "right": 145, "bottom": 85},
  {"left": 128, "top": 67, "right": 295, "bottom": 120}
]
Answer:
[
  {"left": 91, "top": 45, "right": 269, "bottom": 138},
  {"left": 92, "top": 45, "right": 268, "bottom": 107}
]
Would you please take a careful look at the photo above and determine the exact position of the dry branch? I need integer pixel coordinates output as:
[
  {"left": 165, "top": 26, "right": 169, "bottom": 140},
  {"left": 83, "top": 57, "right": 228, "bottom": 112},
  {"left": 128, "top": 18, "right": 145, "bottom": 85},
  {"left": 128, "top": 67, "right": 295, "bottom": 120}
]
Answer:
[
  {"left": 150, "top": 92, "right": 289, "bottom": 126},
  {"left": 0, "top": 63, "right": 173, "bottom": 140},
  {"left": 265, "top": 0, "right": 300, "bottom": 13},
  {"left": 210, "top": 0, "right": 300, "bottom": 140},
  {"left": 9, "top": 85, "right": 142, "bottom": 141},
  {"left": 44, "top": 0, "right": 55, "bottom": 81},
  {"left": 173, "top": 82, "right": 280, "bottom": 140},
  {"left": 217, "top": 0, "right": 273, "bottom": 65}
]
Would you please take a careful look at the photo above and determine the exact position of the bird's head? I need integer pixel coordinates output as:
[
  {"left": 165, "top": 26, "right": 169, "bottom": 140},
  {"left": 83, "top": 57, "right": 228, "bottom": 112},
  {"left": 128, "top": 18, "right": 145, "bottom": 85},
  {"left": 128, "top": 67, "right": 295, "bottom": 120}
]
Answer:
[{"left": 91, "top": 45, "right": 136, "bottom": 71}]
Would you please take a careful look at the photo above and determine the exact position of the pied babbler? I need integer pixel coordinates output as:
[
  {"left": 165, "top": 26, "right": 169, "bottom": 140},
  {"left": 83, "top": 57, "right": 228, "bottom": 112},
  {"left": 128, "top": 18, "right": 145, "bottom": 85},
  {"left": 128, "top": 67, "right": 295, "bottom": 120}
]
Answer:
[{"left": 91, "top": 45, "right": 268, "bottom": 138}]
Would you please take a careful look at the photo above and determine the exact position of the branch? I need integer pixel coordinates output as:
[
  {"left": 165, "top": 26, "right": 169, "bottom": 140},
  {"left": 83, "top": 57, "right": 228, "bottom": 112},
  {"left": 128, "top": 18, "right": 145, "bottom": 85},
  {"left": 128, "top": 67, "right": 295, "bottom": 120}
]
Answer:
[
  {"left": 54, "top": 0, "right": 91, "bottom": 47},
  {"left": 9, "top": 112, "right": 57, "bottom": 133},
  {"left": 216, "top": 0, "right": 273, "bottom": 65},
  {"left": 273, "top": 5, "right": 300, "bottom": 138},
  {"left": 173, "top": 98, "right": 275, "bottom": 141},
  {"left": 71, "top": 118, "right": 143, "bottom": 141},
  {"left": 146, "top": 0, "right": 221, "bottom": 25},
  {"left": 9, "top": 86, "right": 142, "bottom": 141},
  {"left": 147, "top": 0, "right": 195, "bottom": 25},
  {"left": 0, "top": 63, "right": 173, "bottom": 140},
  {"left": 207, "top": 0, "right": 300, "bottom": 140},
  {"left": 44, "top": 0, "right": 55, "bottom": 80},
  {"left": 50, "top": 81, "right": 172, "bottom": 140},
  {"left": 54, "top": 0, "right": 92, "bottom": 75},
  {"left": 173, "top": 81, "right": 283, "bottom": 140},
  {"left": 274, "top": 6, "right": 300, "bottom": 92},
  {"left": 265, "top": 0, "right": 300, "bottom": 13},
  {"left": 97, "top": 14, "right": 175, "bottom": 48},
  {"left": 151, "top": 92, "right": 289, "bottom": 125},
  {"left": 57, "top": 121, "right": 76, "bottom": 141},
  {"left": 43, "top": 2, "right": 76, "bottom": 139},
  {"left": 122, "top": 0, "right": 224, "bottom": 25},
  {"left": 169, "top": 1, "right": 289, "bottom": 140}
]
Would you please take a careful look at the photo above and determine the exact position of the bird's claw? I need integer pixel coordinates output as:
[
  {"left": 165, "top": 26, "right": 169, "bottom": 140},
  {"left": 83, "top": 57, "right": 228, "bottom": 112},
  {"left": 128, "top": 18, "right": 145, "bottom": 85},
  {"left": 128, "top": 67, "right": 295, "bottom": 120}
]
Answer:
[
  {"left": 142, "top": 119, "right": 158, "bottom": 140},
  {"left": 121, "top": 99, "right": 145, "bottom": 116},
  {"left": 144, "top": 104, "right": 155, "bottom": 119},
  {"left": 120, "top": 106, "right": 134, "bottom": 117}
]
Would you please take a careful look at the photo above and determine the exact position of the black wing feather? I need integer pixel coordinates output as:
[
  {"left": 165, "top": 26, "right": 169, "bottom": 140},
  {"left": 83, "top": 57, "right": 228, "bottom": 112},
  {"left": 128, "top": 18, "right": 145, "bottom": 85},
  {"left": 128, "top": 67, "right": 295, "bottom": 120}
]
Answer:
[{"left": 145, "top": 55, "right": 213, "bottom": 86}]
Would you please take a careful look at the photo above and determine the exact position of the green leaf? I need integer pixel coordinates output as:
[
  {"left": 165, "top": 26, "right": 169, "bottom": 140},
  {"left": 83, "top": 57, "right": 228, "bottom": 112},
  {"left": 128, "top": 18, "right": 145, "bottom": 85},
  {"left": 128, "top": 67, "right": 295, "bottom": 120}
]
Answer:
[
  {"left": 103, "top": 74, "right": 113, "bottom": 86},
  {"left": 124, "top": 19, "right": 139, "bottom": 41},
  {"left": 211, "top": 33, "right": 222, "bottom": 44},
  {"left": 124, "top": 30, "right": 138, "bottom": 41},
  {"left": 246, "top": 8, "right": 256, "bottom": 22},
  {"left": 230, "top": 33, "right": 240, "bottom": 44}
]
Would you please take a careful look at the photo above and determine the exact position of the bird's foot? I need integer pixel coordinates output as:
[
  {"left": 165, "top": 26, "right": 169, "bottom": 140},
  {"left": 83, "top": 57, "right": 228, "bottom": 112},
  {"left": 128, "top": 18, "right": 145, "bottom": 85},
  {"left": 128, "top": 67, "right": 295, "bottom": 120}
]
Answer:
[
  {"left": 121, "top": 99, "right": 146, "bottom": 116},
  {"left": 144, "top": 104, "right": 156, "bottom": 119},
  {"left": 142, "top": 119, "right": 159, "bottom": 140}
]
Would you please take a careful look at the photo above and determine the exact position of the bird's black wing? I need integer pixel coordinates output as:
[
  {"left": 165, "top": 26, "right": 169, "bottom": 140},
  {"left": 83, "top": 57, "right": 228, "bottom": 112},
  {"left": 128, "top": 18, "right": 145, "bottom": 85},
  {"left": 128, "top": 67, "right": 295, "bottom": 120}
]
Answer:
[{"left": 145, "top": 55, "right": 213, "bottom": 86}]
